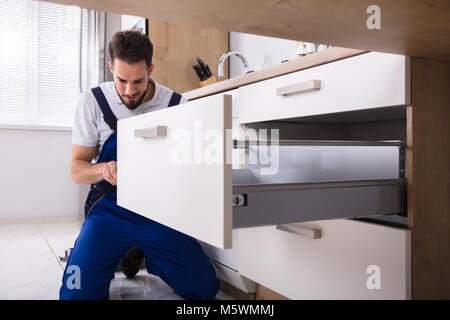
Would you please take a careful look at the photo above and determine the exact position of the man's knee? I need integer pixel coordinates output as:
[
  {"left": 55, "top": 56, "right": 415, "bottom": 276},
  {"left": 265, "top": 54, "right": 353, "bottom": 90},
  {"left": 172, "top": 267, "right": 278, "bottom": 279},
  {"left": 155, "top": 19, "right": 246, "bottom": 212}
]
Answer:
[
  {"left": 196, "top": 275, "right": 220, "bottom": 300},
  {"left": 59, "top": 280, "right": 109, "bottom": 300},
  {"left": 59, "top": 262, "right": 111, "bottom": 300},
  {"left": 175, "top": 270, "right": 219, "bottom": 300}
]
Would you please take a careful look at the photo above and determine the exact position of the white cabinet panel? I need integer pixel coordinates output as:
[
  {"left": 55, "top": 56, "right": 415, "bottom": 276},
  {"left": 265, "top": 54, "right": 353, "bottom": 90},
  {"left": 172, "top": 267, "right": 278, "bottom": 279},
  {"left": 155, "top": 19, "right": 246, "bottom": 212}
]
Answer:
[
  {"left": 117, "top": 94, "right": 233, "bottom": 249},
  {"left": 238, "top": 219, "right": 411, "bottom": 299},
  {"left": 237, "top": 52, "right": 410, "bottom": 123},
  {"left": 198, "top": 229, "right": 240, "bottom": 271}
]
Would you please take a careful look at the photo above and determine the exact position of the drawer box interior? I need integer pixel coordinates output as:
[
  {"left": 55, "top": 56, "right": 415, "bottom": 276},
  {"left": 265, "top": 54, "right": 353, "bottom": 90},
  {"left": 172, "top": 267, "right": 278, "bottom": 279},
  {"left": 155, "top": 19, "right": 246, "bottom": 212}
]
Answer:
[{"left": 232, "top": 105, "right": 407, "bottom": 228}]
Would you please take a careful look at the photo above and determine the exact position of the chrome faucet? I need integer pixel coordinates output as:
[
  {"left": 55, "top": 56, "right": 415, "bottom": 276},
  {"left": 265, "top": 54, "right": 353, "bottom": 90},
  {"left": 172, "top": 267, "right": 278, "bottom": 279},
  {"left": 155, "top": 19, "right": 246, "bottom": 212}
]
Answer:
[{"left": 218, "top": 51, "right": 249, "bottom": 77}]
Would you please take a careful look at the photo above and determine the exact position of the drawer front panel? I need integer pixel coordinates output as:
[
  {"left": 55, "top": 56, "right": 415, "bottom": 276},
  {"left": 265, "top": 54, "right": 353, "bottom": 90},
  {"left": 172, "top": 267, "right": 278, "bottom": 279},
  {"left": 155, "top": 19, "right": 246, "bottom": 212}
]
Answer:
[
  {"left": 238, "top": 219, "right": 411, "bottom": 299},
  {"left": 117, "top": 94, "right": 233, "bottom": 249},
  {"left": 237, "top": 52, "right": 410, "bottom": 123},
  {"left": 198, "top": 229, "right": 240, "bottom": 271}
]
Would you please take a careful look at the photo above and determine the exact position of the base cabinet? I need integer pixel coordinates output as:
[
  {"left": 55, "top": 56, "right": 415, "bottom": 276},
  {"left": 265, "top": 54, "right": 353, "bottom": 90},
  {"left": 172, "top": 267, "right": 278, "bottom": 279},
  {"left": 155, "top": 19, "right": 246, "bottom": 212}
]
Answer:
[{"left": 237, "top": 219, "right": 411, "bottom": 300}]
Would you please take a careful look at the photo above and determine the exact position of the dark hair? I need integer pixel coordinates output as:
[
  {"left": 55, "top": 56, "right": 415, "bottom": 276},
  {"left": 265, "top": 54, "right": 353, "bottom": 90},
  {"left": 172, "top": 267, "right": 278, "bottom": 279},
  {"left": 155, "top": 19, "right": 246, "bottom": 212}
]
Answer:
[{"left": 108, "top": 30, "right": 153, "bottom": 68}]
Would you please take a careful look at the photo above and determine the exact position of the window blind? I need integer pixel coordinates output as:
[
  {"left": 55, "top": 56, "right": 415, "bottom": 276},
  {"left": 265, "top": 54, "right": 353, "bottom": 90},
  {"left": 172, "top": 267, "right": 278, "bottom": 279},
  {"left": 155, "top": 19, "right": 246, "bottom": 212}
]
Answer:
[{"left": 0, "top": 0, "right": 88, "bottom": 127}]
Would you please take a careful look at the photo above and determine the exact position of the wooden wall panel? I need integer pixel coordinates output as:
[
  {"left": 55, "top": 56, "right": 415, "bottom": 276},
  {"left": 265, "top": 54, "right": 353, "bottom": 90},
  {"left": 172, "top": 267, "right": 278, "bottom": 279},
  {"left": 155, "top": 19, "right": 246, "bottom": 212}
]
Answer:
[
  {"left": 408, "top": 58, "right": 450, "bottom": 299},
  {"left": 148, "top": 21, "right": 228, "bottom": 94}
]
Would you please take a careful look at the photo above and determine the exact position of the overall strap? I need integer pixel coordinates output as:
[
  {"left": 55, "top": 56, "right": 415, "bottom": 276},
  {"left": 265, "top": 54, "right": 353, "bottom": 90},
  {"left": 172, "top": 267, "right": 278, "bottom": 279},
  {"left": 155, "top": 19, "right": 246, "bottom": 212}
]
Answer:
[
  {"left": 168, "top": 91, "right": 182, "bottom": 107},
  {"left": 91, "top": 86, "right": 117, "bottom": 131}
]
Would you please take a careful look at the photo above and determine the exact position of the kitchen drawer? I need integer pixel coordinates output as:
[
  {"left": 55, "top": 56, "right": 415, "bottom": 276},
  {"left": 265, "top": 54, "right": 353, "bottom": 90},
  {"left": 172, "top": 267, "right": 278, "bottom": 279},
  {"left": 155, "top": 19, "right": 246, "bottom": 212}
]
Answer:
[
  {"left": 237, "top": 52, "right": 410, "bottom": 123},
  {"left": 237, "top": 219, "right": 411, "bottom": 299},
  {"left": 198, "top": 229, "right": 240, "bottom": 271},
  {"left": 118, "top": 93, "right": 406, "bottom": 250},
  {"left": 232, "top": 141, "right": 406, "bottom": 228},
  {"left": 117, "top": 93, "right": 233, "bottom": 249}
]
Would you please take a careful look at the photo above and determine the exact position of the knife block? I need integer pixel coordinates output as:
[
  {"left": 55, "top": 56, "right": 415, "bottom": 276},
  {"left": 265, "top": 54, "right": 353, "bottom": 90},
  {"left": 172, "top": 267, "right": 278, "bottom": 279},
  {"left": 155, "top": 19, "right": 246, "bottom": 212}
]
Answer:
[{"left": 199, "top": 76, "right": 218, "bottom": 87}]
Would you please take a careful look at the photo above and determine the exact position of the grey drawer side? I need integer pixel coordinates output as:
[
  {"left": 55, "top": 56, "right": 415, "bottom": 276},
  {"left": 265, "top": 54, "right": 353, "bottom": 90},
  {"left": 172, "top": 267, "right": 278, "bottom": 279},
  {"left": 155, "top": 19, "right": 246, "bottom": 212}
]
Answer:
[{"left": 232, "top": 179, "right": 406, "bottom": 228}]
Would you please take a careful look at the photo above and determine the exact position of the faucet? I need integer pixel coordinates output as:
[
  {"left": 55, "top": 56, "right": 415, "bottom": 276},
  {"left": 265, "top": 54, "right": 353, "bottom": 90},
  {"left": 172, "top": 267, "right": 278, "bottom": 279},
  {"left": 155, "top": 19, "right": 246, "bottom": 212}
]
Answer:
[{"left": 218, "top": 51, "right": 250, "bottom": 77}]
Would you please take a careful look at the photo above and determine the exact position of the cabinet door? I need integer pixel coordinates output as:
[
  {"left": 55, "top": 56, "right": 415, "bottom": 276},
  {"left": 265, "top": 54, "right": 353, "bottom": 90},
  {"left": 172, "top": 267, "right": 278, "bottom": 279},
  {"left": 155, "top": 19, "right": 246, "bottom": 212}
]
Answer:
[{"left": 117, "top": 94, "right": 233, "bottom": 249}]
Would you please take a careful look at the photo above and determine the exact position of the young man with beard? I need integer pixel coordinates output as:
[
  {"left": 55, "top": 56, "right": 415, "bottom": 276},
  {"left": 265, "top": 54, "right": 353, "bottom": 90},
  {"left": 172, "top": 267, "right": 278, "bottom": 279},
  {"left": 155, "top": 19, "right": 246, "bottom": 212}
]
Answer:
[{"left": 59, "top": 30, "right": 219, "bottom": 300}]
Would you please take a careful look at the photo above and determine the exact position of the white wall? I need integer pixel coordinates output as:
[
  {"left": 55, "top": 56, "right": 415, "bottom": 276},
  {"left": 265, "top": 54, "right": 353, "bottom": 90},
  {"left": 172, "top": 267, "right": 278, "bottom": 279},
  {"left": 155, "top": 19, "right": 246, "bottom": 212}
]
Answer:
[
  {"left": 229, "top": 32, "right": 298, "bottom": 77},
  {"left": 0, "top": 128, "right": 88, "bottom": 221}
]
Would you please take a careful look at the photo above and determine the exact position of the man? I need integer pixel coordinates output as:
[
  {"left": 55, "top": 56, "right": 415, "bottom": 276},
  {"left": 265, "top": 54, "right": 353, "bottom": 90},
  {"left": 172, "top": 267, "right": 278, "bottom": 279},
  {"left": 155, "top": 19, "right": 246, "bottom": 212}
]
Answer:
[{"left": 60, "top": 30, "right": 219, "bottom": 300}]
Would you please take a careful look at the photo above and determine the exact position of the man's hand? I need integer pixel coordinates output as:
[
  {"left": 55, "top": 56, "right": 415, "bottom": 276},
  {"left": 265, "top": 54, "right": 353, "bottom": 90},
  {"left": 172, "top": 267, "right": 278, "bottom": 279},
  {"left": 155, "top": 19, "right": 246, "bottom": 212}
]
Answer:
[
  {"left": 102, "top": 161, "right": 117, "bottom": 186},
  {"left": 71, "top": 144, "right": 117, "bottom": 185}
]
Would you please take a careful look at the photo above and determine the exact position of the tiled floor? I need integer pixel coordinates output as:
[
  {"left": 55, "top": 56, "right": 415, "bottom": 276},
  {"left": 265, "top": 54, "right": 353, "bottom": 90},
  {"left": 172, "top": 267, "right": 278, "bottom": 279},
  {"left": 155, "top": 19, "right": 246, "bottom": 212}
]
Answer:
[{"left": 0, "top": 219, "right": 233, "bottom": 300}]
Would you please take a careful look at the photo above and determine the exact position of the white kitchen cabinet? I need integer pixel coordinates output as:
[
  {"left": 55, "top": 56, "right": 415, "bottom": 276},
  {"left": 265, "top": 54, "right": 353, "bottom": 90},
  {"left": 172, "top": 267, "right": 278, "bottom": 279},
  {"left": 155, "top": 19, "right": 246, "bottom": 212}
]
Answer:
[
  {"left": 117, "top": 51, "right": 410, "bottom": 301},
  {"left": 117, "top": 52, "right": 408, "bottom": 252},
  {"left": 237, "top": 219, "right": 411, "bottom": 300},
  {"left": 237, "top": 52, "right": 410, "bottom": 123}
]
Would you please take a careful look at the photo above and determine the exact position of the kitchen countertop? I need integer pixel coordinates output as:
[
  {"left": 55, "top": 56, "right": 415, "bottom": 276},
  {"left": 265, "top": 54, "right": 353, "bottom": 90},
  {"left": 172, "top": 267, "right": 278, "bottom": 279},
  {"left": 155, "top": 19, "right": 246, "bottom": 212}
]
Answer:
[{"left": 183, "top": 47, "right": 367, "bottom": 101}]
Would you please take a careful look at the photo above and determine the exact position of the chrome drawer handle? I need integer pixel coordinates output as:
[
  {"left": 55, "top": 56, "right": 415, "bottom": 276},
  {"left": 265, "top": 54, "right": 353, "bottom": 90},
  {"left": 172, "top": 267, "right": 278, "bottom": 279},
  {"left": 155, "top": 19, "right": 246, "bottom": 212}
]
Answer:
[
  {"left": 276, "top": 224, "right": 322, "bottom": 239},
  {"left": 134, "top": 125, "right": 167, "bottom": 139},
  {"left": 276, "top": 79, "right": 321, "bottom": 96}
]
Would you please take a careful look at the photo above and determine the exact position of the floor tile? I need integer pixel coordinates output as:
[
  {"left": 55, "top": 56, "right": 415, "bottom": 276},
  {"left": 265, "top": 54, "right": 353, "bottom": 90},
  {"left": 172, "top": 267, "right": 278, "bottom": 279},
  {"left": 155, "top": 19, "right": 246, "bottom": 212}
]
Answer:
[
  {"left": 0, "top": 224, "right": 40, "bottom": 241},
  {"left": 0, "top": 229, "right": 62, "bottom": 300},
  {"left": 0, "top": 220, "right": 235, "bottom": 300},
  {"left": 35, "top": 220, "right": 83, "bottom": 270}
]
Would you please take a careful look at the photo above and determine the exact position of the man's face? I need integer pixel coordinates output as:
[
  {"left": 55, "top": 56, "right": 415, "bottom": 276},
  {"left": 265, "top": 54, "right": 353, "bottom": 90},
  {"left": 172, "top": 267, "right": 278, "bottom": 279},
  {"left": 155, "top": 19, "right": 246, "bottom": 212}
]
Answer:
[{"left": 109, "top": 59, "right": 154, "bottom": 110}]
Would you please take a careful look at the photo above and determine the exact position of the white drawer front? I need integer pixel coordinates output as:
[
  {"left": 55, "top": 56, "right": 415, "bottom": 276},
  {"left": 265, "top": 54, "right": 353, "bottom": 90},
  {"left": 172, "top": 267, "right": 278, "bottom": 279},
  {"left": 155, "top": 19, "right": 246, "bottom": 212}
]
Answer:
[
  {"left": 237, "top": 52, "right": 410, "bottom": 123},
  {"left": 238, "top": 219, "right": 411, "bottom": 299},
  {"left": 198, "top": 229, "right": 240, "bottom": 271},
  {"left": 117, "top": 94, "right": 233, "bottom": 249}
]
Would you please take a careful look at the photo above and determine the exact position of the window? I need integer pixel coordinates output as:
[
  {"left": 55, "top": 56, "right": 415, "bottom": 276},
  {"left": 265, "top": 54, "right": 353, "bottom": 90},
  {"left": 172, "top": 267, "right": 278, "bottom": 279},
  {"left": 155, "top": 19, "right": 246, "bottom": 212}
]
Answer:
[{"left": 0, "top": 0, "right": 88, "bottom": 127}]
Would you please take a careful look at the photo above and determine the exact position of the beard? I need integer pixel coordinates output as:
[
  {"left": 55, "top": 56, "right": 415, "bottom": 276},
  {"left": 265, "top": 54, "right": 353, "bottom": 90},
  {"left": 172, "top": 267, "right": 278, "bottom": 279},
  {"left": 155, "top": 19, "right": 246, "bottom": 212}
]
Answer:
[{"left": 116, "top": 80, "right": 150, "bottom": 110}]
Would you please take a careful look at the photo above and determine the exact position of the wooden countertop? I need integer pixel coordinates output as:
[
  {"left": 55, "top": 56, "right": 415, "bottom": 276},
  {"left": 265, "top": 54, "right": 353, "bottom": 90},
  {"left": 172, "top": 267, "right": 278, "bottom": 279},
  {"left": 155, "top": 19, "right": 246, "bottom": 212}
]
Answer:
[{"left": 183, "top": 47, "right": 367, "bottom": 100}]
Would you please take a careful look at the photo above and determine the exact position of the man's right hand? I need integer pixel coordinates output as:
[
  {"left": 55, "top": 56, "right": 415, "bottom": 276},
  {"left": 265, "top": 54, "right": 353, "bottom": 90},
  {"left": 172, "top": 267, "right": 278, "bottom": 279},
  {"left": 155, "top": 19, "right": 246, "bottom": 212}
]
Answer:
[
  {"left": 71, "top": 144, "right": 117, "bottom": 185},
  {"left": 102, "top": 161, "right": 117, "bottom": 186}
]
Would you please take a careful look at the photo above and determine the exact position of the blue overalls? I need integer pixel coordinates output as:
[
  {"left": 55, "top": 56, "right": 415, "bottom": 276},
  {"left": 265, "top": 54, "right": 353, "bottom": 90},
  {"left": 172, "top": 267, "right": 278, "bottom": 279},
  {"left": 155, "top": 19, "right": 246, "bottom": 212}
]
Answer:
[{"left": 59, "top": 87, "right": 219, "bottom": 300}]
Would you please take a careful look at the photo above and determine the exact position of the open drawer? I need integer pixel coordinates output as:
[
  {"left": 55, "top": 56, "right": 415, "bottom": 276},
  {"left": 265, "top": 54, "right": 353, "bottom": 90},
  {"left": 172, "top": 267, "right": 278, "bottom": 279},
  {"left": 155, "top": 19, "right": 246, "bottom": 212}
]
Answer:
[
  {"left": 232, "top": 139, "right": 406, "bottom": 228},
  {"left": 117, "top": 94, "right": 406, "bottom": 249}
]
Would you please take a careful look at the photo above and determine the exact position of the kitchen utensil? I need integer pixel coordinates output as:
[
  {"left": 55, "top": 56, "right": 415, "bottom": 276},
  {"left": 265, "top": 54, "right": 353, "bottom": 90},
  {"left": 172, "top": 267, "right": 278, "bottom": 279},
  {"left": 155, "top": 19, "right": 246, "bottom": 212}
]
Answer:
[
  {"left": 198, "top": 58, "right": 212, "bottom": 79},
  {"left": 193, "top": 64, "right": 207, "bottom": 81}
]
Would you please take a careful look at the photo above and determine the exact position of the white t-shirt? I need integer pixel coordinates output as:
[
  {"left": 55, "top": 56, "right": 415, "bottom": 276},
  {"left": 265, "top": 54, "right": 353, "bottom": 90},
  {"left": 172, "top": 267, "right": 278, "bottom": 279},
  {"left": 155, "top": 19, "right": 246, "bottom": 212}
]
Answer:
[{"left": 72, "top": 77, "right": 187, "bottom": 162}]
